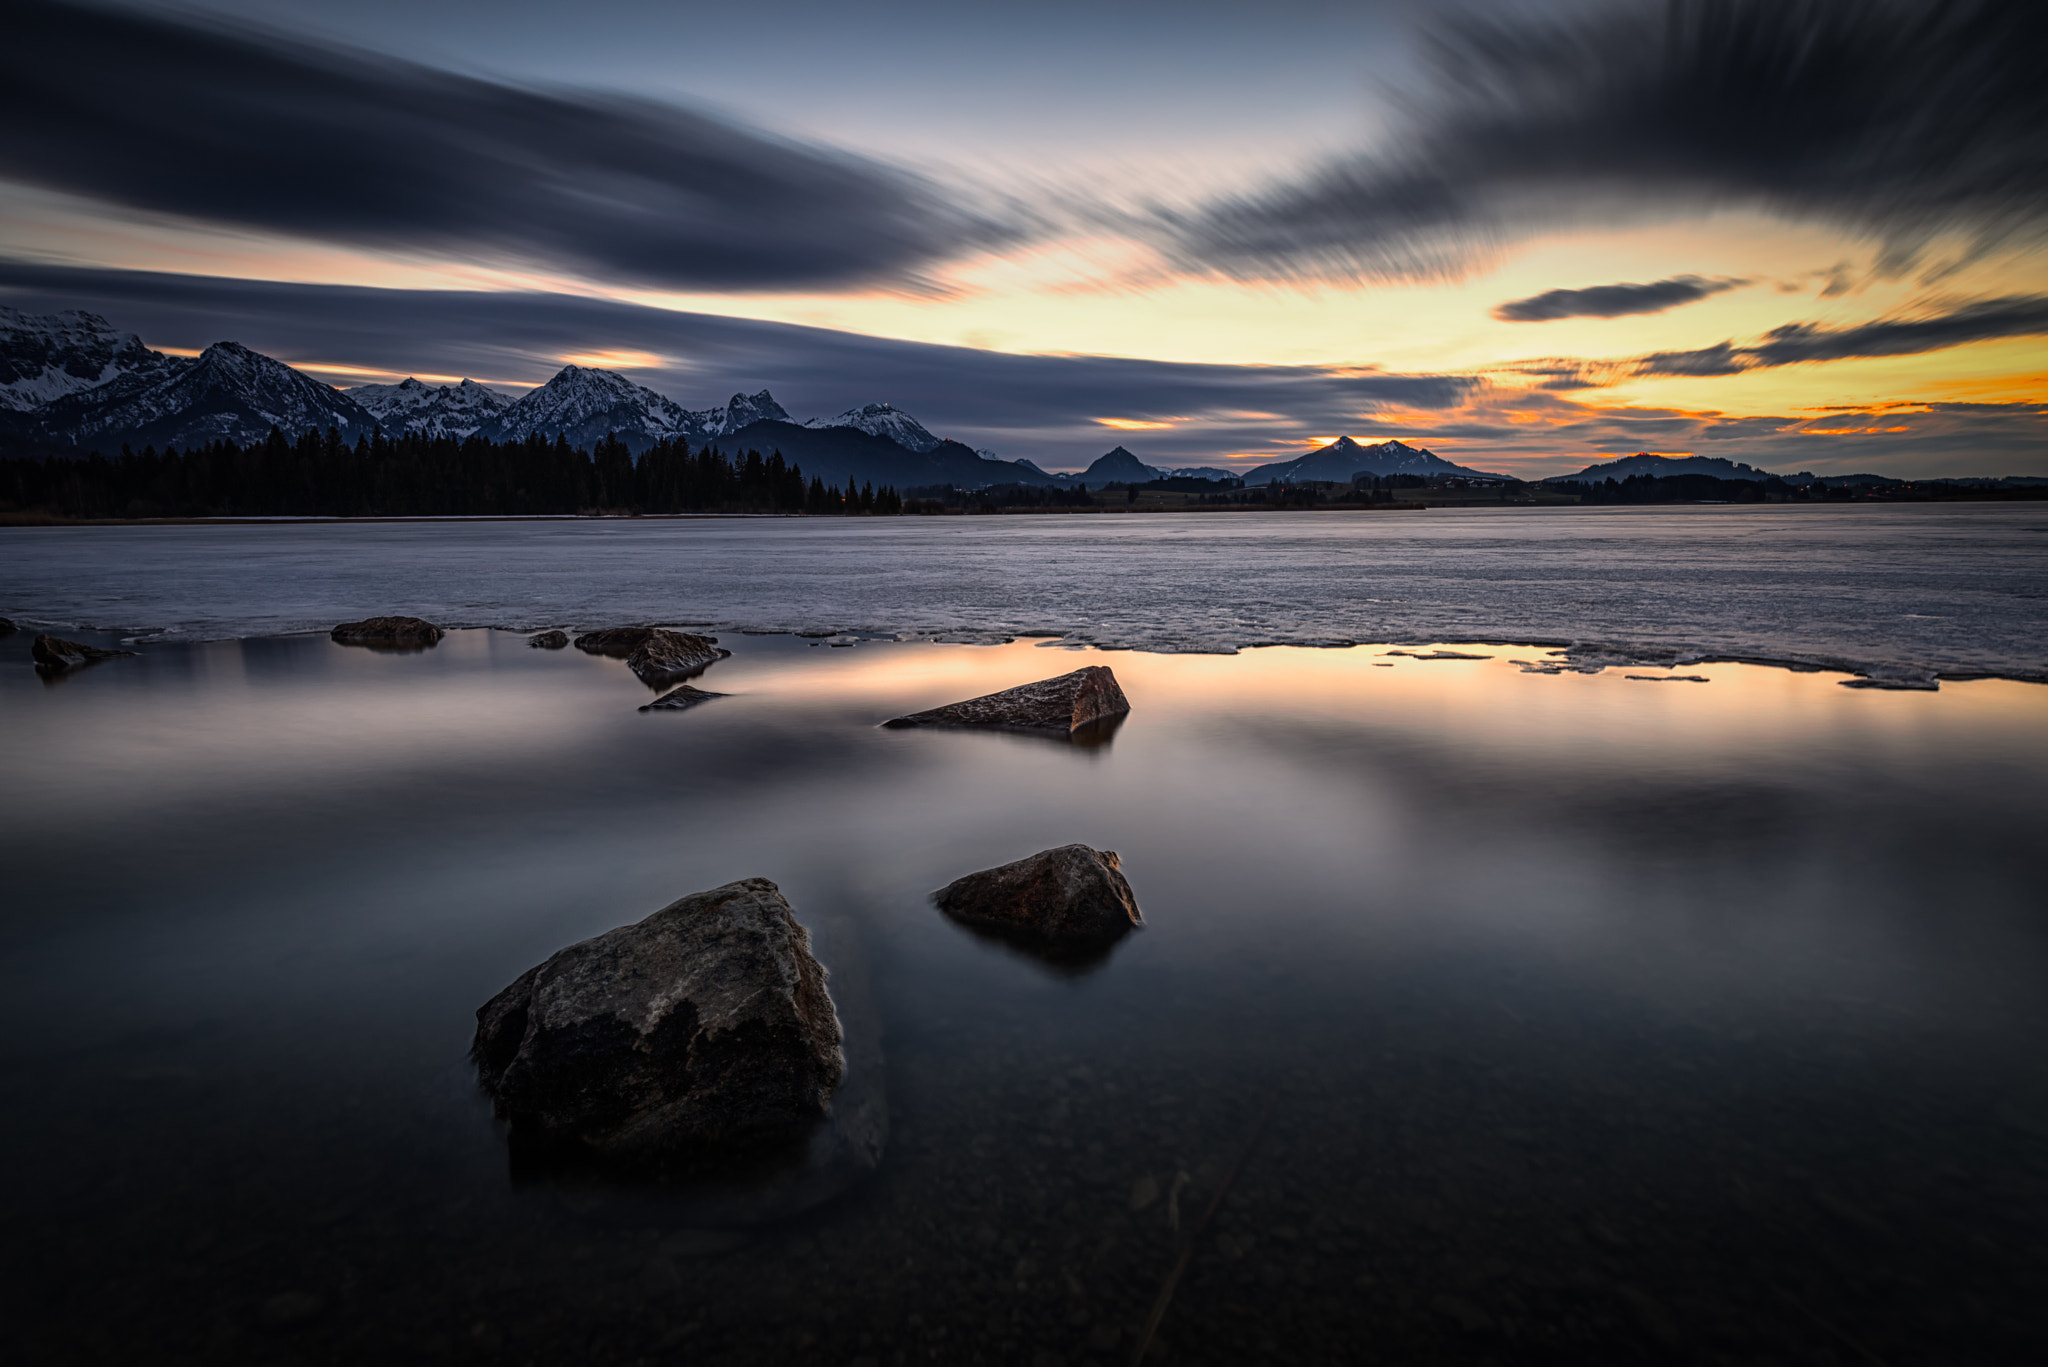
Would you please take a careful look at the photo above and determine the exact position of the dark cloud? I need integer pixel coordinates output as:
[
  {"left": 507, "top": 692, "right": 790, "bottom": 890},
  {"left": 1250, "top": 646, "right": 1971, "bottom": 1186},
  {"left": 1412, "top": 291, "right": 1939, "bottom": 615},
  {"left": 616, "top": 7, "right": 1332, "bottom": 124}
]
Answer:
[
  {"left": 0, "top": 1, "right": 1001, "bottom": 291},
  {"left": 1493, "top": 276, "right": 1740, "bottom": 322},
  {"left": 0, "top": 261, "right": 1476, "bottom": 468},
  {"left": 1180, "top": 0, "right": 2048, "bottom": 280},
  {"left": 1637, "top": 294, "right": 2048, "bottom": 375}
]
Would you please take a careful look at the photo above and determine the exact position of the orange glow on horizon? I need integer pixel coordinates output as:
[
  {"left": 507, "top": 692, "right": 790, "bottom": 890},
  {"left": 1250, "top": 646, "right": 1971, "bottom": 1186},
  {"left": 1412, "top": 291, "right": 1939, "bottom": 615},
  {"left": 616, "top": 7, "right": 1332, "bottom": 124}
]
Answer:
[{"left": 559, "top": 349, "right": 666, "bottom": 370}]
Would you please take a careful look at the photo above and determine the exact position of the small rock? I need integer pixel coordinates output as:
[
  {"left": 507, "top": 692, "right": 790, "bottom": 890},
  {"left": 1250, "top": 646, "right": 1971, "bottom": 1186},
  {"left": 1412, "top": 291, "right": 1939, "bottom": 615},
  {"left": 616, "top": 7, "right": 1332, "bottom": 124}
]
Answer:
[
  {"left": 640, "top": 684, "right": 728, "bottom": 711},
  {"left": 883, "top": 666, "right": 1129, "bottom": 735},
  {"left": 31, "top": 634, "right": 136, "bottom": 671},
  {"left": 258, "top": 1290, "right": 325, "bottom": 1330},
  {"left": 329, "top": 615, "right": 442, "bottom": 648},
  {"left": 934, "top": 845, "right": 1143, "bottom": 941},
  {"left": 472, "top": 877, "right": 844, "bottom": 1163},
  {"left": 0, "top": 616, "right": 14, "bottom": 637},
  {"left": 626, "top": 629, "right": 729, "bottom": 686},
  {"left": 528, "top": 630, "right": 570, "bottom": 649}
]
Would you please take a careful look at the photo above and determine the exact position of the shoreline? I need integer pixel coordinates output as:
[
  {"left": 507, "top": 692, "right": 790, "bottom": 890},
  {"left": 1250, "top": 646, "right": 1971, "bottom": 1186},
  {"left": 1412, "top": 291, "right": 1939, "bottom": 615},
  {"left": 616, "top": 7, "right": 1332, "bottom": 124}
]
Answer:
[{"left": 9, "top": 619, "right": 2043, "bottom": 690}]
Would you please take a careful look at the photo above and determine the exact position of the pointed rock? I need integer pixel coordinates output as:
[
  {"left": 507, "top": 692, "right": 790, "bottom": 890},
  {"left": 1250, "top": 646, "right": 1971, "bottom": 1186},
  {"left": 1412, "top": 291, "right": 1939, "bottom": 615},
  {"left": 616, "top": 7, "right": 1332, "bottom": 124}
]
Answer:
[
  {"left": 640, "top": 684, "right": 727, "bottom": 711},
  {"left": 884, "top": 666, "right": 1129, "bottom": 734},
  {"left": 934, "top": 845, "right": 1144, "bottom": 940},
  {"left": 471, "top": 877, "right": 845, "bottom": 1162},
  {"left": 31, "top": 634, "right": 136, "bottom": 670}
]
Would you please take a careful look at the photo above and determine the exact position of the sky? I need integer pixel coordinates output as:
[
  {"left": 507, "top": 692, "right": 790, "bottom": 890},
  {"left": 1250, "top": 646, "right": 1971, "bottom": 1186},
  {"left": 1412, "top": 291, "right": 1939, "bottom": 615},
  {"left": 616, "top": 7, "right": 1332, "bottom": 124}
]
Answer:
[{"left": 2, "top": 0, "right": 2044, "bottom": 476}]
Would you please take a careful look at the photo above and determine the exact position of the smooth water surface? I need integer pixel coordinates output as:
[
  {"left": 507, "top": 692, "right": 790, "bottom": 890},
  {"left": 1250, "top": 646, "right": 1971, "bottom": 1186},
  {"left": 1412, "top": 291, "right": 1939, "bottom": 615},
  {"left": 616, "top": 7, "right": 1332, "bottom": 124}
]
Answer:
[
  {"left": 4, "top": 628, "right": 2045, "bottom": 1365},
  {"left": 5, "top": 503, "right": 2047, "bottom": 680}
]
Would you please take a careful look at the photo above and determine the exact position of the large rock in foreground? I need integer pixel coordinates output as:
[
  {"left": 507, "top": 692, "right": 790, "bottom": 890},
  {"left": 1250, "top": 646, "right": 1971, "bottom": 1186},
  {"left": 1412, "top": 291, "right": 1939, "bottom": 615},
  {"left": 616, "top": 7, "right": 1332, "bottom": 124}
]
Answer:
[
  {"left": 330, "top": 615, "right": 443, "bottom": 648},
  {"left": 885, "top": 666, "right": 1130, "bottom": 734},
  {"left": 473, "top": 878, "right": 844, "bottom": 1164},
  {"left": 32, "top": 634, "right": 136, "bottom": 670},
  {"left": 934, "top": 845, "right": 1144, "bottom": 940}
]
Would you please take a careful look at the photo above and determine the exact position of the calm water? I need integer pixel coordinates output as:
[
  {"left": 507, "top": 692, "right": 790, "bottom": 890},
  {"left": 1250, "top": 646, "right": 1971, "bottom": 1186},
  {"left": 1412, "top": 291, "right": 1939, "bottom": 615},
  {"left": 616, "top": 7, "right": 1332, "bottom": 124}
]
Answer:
[
  {"left": 3, "top": 622, "right": 2045, "bottom": 1366},
  {"left": 4, "top": 504, "right": 2046, "bottom": 681}
]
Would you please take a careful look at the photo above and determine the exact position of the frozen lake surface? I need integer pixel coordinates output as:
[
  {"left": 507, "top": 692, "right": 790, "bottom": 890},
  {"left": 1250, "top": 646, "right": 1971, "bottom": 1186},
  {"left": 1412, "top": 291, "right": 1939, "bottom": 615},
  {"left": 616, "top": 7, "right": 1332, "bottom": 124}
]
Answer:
[{"left": 5, "top": 503, "right": 2046, "bottom": 682}]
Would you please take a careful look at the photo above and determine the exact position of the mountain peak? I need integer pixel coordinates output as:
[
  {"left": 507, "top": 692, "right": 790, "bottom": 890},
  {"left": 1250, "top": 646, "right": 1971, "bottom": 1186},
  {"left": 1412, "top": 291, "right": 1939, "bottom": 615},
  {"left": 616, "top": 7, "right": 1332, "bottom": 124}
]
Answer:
[
  {"left": 804, "top": 400, "right": 941, "bottom": 451},
  {"left": 2, "top": 306, "right": 184, "bottom": 412},
  {"left": 1242, "top": 434, "right": 1504, "bottom": 485}
]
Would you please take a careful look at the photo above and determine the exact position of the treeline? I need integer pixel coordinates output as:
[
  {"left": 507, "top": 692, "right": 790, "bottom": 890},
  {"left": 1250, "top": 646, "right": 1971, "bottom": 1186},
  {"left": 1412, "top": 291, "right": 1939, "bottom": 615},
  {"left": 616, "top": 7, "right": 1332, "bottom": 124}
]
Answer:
[
  {"left": 1549, "top": 473, "right": 2048, "bottom": 504},
  {"left": 1555, "top": 473, "right": 1797, "bottom": 504},
  {"left": 0, "top": 427, "right": 905, "bottom": 519}
]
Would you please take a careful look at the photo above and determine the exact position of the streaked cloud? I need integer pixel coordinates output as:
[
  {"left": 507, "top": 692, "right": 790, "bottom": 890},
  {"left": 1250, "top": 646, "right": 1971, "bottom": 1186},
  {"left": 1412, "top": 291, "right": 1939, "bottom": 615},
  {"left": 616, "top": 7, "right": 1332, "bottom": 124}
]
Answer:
[
  {"left": 0, "top": 0, "right": 1006, "bottom": 292},
  {"left": 1635, "top": 294, "right": 2048, "bottom": 375},
  {"left": 1494, "top": 276, "right": 1742, "bottom": 322},
  {"left": 1175, "top": 0, "right": 2048, "bottom": 282}
]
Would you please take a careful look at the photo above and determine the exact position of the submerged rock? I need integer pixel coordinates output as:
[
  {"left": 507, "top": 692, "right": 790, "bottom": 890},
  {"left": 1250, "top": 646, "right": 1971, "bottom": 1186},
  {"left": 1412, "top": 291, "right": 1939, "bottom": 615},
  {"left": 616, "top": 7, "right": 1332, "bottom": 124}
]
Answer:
[
  {"left": 330, "top": 616, "right": 443, "bottom": 648},
  {"left": 528, "top": 629, "right": 570, "bottom": 649},
  {"left": 640, "top": 684, "right": 727, "bottom": 711},
  {"left": 626, "top": 629, "right": 728, "bottom": 686},
  {"left": 934, "top": 844, "right": 1144, "bottom": 941},
  {"left": 884, "top": 666, "right": 1130, "bottom": 735},
  {"left": 473, "top": 877, "right": 844, "bottom": 1165},
  {"left": 31, "top": 634, "right": 136, "bottom": 670}
]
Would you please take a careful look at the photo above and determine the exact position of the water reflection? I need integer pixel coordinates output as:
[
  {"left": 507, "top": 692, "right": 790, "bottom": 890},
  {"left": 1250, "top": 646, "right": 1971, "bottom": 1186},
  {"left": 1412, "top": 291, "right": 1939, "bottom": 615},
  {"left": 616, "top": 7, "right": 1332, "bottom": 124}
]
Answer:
[{"left": 1, "top": 629, "right": 2044, "bottom": 1365}]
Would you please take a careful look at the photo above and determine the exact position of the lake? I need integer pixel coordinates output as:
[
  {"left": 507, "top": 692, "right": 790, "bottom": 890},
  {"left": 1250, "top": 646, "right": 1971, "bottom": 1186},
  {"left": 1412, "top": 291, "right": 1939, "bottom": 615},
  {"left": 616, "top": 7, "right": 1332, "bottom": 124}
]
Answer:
[{"left": 3, "top": 508, "right": 2046, "bottom": 1365}]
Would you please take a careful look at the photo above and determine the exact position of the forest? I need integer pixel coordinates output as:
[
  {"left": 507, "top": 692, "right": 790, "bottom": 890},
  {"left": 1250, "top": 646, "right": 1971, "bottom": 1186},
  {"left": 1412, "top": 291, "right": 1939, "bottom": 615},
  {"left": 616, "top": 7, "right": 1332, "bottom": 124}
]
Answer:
[{"left": 0, "top": 427, "right": 905, "bottom": 520}]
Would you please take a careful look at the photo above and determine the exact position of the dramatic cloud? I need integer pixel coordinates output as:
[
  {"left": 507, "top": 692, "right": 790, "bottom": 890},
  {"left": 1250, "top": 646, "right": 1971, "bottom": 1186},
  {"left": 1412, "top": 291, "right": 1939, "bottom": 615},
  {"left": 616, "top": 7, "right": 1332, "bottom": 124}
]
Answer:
[
  {"left": 1179, "top": 0, "right": 2048, "bottom": 281},
  {"left": 0, "top": 1, "right": 1000, "bottom": 291},
  {"left": 1636, "top": 294, "right": 2048, "bottom": 375},
  {"left": 1493, "top": 276, "right": 1740, "bottom": 322}
]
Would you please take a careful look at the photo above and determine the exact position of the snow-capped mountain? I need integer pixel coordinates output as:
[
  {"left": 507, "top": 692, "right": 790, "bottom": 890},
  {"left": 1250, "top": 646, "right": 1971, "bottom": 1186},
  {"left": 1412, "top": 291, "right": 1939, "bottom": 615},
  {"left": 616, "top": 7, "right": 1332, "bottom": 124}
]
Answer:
[
  {"left": 349, "top": 377, "right": 511, "bottom": 439},
  {"left": 1, "top": 308, "right": 188, "bottom": 413},
  {"left": 715, "top": 389, "right": 791, "bottom": 435},
  {"left": 805, "top": 401, "right": 942, "bottom": 452},
  {"left": 481, "top": 370, "right": 793, "bottom": 452},
  {"left": 481, "top": 365, "right": 702, "bottom": 451},
  {"left": 32, "top": 340, "right": 374, "bottom": 449},
  {"left": 1242, "top": 437, "right": 1506, "bottom": 484}
]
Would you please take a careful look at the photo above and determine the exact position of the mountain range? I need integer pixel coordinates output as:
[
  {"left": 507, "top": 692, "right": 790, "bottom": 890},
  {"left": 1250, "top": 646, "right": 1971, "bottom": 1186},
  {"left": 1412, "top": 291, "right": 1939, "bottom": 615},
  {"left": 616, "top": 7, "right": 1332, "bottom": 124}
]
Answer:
[
  {"left": 1071, "top": 445, "right": 1241, "bottom": 488},
  {"left": 1239, "top": 436, "right": 1507, "bottom": 484},
  {"left": 1, "top": 308, "right": 1533, "bottom": 490},
  {"left": 1545, "top": 453, "right": 1779, "bottom": 483},
  {"left": 0, "top": 308, "right": 1062, "bottom": 487}
]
